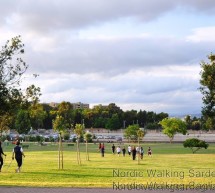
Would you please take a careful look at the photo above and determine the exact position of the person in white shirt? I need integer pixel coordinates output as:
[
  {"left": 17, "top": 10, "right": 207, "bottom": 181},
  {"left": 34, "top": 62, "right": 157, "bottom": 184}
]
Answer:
[
  {"left": 12, "top": 141, "right": 25, "bottom": 173},
  {"left": 127, "top": 145, "right": 131, "bottom": 156},
  {"left": 116, "top": 146, "right": 121, "bottom": 156}
]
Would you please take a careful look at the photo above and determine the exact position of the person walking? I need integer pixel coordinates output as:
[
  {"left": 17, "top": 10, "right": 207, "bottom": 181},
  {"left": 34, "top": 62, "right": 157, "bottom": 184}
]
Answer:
[
  {"left": 98, "top": 143, "right": 102, "bottom": 152},
  {"left": 131, "top": 146, "right": 137, "bottom": 160},
  {"left": 148, "top": 147, "right": 152, "bottom": 157},
  {"left": 116, "top": 146, "right": 121, "bottom": 156},
  {"left": 112, "top": 144, "right": 116, "bottom": 154},
  {"left": 0, "top": 141, "right": 7, "bottom": 172},
  {"left": 122, "top": 147, "right": 126, "bottom": 157},
  {"left": 127, "top": 145, "right": 131, "bottom": 156},
  {"left": 140, "top": 147, "right": 144, "bottom": 159},
  {"left": 101, "top": 143, "right": 105, "bottom": 157},
  {"left": 12, "top": 141, "right": 25, "bottom": 173},
  {"left": 136, "top": 146, "right": 140, "bottom": 158}
]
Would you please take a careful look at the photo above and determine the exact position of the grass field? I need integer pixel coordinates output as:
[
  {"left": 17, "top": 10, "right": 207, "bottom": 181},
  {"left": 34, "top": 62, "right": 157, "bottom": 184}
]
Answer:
[{"left": 0, "top": 142, "right": 214, "bottom": 188}]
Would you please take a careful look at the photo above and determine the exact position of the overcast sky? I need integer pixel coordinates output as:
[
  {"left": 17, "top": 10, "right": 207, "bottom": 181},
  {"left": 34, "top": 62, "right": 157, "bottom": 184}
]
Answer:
[{"left": 1, "top": 0, "right": 215, "bottom": 115}]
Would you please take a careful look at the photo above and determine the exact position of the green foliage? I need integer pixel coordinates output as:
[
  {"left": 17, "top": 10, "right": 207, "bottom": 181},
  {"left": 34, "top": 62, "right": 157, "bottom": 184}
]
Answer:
[
  {"left": 159, "top": 118, "right": 187, "bottom": 143},
  {"left": 74, "top": 124, "right": 84, "bottom": 138},
  {"left": 15, "top": 109, "right": 31, "bottom": 134},
  {"left": 29, "top": 136, "right": 36, "bottom": 142},
  {"left": 53, "top": 115, "right": 69, "bottom": 134},
  {"left": 0, "top": 36, "right": 27, "bottom": 119},
  {"left": 84, "top": 132, "right": 92, "bottom": 142},
  {"left": 63, "top": 132, "right": 70, "bottom": 141},
  {"left": 145, "top": 122, "right": 159, "bottom": 130},
  {"left": 191, "top": 121, "right": 201, "bottom": 130},
  {"left": 199, "top": 53, "right": 215, "bottom": 130},
  {"left": 183, "top": 138, "right": 209, "bottom": 154},
  {"left": 184, "top": 115, "right": 192, "bottom": 129},
  {"left": 0, "top": 36, "right": 40, "bottom": 134},
  {"left": 137, "top": 129, "right": 145, "bottom": 138},
  {"left": 105, "top": 113, "right": 121, "bottom": 130},
  {"left": 93, "top": 117, "right": 108, "bottom": 128},
  {"left": 29, "top": 103, "right": 47, "bottom": 129},
  {"left": 0, "top": 113, "right": 12, "bottom": 136},
  {"left": 124, "top": 124, "right": 140, "bottom": 141},
  {"left": 35, "top": 135, "right": 44, "bottom": 143}
]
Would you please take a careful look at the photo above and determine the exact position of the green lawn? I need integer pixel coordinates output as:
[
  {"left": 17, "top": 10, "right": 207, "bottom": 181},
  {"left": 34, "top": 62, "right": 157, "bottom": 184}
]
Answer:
[{"left": 0, "top": 142, "right": 214, "bottom": 188}]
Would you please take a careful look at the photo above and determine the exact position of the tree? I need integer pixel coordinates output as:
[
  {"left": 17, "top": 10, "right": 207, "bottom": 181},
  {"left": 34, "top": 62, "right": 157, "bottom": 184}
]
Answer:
[
  {"left": 184, "top": 115, "right": 192, "bottom": 130},
  {"left": 57, "top": 101, "right": 73, "bottom": 127},
  {"left": 199, "top": 53, "right": 215, "bottom": 130},
  {"left": 15, "top": 109, "right": 31, "bottom": 134},
  {"left": 123, "top": 110, "right": 137, "bottom": 126},
  {"left": 191, "top": 121, "right": 201, "bottom": 130},
  {"left": 0, "top": 113, "right": 12, "bottom": 139},
  {"left": 0, "top": 36, "right": 40, "bottom": 134},
  {"left": 29, "top": 103, "right": 47, "bottom": 129},
  {"left": 159, "top": 118, "right": 187, "bottom": 143},
  {"left": 0, "top": 36, "right": 27, "bottom": 115},
  {"left": 105, "top": 114, "right": 121, "bottom": 130},
  {"left": 137, "top": 110, "right": 147, "bottom": 127},
  {"left": 183, "top": 138, "right": 209, "bottom": 154},
  {"left": 84, "top": 132, "right": 92, "bottom": 161},
  {"left": 124, "top": 124, "right": 140, "bottom": 142},
  {"left": 53, "top": 115, "right": 68, "bottom": 170},
  {"left": 145, "top": 122, "right": 159, "bottom": 130},
  {"left": 74, "top": 124, "right": 84, "bottom": 165}
]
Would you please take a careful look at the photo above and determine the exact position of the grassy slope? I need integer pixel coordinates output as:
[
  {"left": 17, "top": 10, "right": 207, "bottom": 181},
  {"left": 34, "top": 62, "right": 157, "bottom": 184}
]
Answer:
[{"left": 0, "top": 142, "right": 214, "bottom": 187}]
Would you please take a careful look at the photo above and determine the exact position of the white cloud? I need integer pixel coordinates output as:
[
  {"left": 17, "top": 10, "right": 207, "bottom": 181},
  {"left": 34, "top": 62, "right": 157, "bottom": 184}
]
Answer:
[
  {"left": 2, "top": 0, "right": 215, "bottom": 115},
  {"left": 186, "top": 26, "right": 215, "bottom": 42}
]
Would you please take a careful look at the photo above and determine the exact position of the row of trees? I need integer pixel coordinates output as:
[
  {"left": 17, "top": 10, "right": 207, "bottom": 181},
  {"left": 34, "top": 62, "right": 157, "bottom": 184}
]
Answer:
[{"left": 14, "top": 102, "right": 208, "bottom": 134}]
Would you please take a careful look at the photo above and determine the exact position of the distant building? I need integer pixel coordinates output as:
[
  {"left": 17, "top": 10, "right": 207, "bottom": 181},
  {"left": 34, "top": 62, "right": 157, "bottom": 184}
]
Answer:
[
  {"left": 72, "top": 102, "right": 89, "bottom": 110},
  {"left": 49, "top": 102, "right": 59, "bottom": 108},
  {"left": 44, "top": 102, "right": 89, "bottom": 110}
]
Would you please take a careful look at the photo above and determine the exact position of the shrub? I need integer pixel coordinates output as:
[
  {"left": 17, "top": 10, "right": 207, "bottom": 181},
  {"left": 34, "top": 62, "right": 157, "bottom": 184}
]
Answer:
[{"left": 183, "top": 138, "right": 209, "bottom": 153}]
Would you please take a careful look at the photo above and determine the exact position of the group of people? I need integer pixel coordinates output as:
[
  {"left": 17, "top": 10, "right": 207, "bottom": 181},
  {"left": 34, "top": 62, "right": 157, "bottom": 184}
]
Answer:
[
  {"left": 0, "top": 141, "right": 25, "bottom": 173},
  {"left": 111, "top": 144, "right": 126, "bottom": 157},
  {"left": 98, "top": 142, "right": 152, "bottom": 160}
]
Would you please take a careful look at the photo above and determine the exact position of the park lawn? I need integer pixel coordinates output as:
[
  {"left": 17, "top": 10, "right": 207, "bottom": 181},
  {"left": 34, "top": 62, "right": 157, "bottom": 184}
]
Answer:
[{"left": 0, "top": 143, "right": 214, "bottom": 188}]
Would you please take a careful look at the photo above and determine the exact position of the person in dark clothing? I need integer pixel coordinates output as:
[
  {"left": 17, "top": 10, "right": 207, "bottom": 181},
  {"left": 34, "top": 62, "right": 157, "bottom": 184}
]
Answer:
[
  {"left": 0, "top": 141, "right": 7, "bottom": 172},
  {"left": 122, "top": 147, "right": 126, "bottom": 157},
  {"left": 12, "top": 141, "right": 25, "bottom": 173},
  {"left": 112, "top": 144, "right": 115, "bottom": 154},
  {"left": 98, "top": 143, "right": 102, "bottom": 152},
  {"left": 148, "top": 147, "right": 152, "bottom": 156},
  {"left": 101, "top": 143, "right": 105, "bottom": 157},
  {"left": 131, "top": 146, "right": 137, "bottom": 160}
]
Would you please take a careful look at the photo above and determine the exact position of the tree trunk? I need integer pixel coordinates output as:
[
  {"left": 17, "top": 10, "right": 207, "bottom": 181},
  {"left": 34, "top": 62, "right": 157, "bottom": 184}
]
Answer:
[
  {"left": 58, "top": 134, "right": 61, "bottom": 169},
  {"left": 76, "top": 138, "right": 81, "bottom": 165},
  {"left": 61, "top": 137, "right": 63, "bottom": 169},
  {"left": 138, "top": 137, "right": 140, "bottom": 165},
  {"left": 86, "top": 141, "right": 89, "bottom": 161}
]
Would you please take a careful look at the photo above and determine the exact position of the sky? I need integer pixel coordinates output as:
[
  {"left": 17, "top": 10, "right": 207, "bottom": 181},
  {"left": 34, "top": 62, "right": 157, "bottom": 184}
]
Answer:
[{"left": 1, "top": 0, "right": 215, "bottom": 116}]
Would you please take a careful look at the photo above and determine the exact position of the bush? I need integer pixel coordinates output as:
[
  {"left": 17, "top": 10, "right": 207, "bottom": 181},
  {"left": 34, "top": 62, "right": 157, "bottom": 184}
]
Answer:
[
  {"left": 72, "top": 137, "right": 77, "bottom": 143},
  {"left": 63, "top": 133, "right": 70, "bottom": 141},
  {"left": 0, "top": 135, "right": 7, "bottom": 141},
  {"left": 183, "top": 138, "right": 209, "bottom": 153},
  {"left": 49, "top": 136, "right": 55, "bottom": 142},
  {"left": 44, "top": 137, "right": 50, "bottom": 142},
  {"left": 29, "top": 136, "right": 36, "bottom": 142}
]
